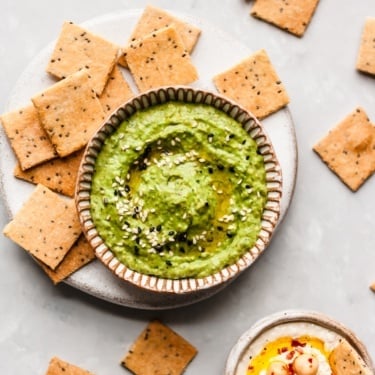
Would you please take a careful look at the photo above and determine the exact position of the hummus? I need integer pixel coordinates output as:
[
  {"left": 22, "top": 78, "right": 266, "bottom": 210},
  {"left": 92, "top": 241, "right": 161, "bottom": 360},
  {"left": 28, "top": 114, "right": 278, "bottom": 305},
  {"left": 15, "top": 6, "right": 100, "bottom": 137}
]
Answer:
[
  {"left": 235, "top": 322, "right": 354, "bottom": 375},
  {"left": 90, "top": 102, "right": 267, "bottom": 278}
]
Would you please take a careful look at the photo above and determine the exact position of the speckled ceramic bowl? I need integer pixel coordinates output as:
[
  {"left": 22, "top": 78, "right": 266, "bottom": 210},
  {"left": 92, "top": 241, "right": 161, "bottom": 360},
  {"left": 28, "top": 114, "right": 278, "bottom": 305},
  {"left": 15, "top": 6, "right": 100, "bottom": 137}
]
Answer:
[
  {"left": 225, "top": 309, "right": 374, "bottom": 375},
  {"left": 75, "top": 86, "right": 282, "bottom": 294}
]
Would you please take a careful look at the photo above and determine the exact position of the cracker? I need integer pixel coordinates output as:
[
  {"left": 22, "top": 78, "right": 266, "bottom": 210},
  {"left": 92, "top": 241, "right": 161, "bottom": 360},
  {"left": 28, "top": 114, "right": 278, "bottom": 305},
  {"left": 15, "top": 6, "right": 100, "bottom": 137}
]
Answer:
[
  {"left": 46, "top": 21, "right": 119, "bottom": 95},
  {"left": 3, "top": 184, "right": 82, "bottom": 270},
  {"left": 213, "top": 49, "right": 290, "bottom": 119},
  {"left": 313, "top": 107, "right": 375, "bottom": 191},
  {"left": 0, "top": 104, "right": 57, "bottom": 171},
  {"left": 329, "top": 339, "right": 372, "bottom": 375},
  {"left": 356, "top": 18, "right": 375, "bottom": 76},
  {"left": 250, "top": 0, "right": 320, "bottom": 37},
  {"left": 45, "top": 356, "right": 94, "bottom": 375},
  {"left": 124, "top": 26, "right": 198, "bottom": 92},
  {"left": 99, "top": 66, "right": 134, "bottom": 114},
  {"left": 40, "top": 235, "right": 95, "bottom": 284},
  {"left": 119, "top": 4, "right": 201, "bottom": 66},
  {"left": 14, "top": 149, "right": 84, "bottom": 197},
  {"left": 32, "top": 69, "right": 105, "bottom": 158},
  {"left": 121, "top": 320, "right": 197, "bottom": 375}
]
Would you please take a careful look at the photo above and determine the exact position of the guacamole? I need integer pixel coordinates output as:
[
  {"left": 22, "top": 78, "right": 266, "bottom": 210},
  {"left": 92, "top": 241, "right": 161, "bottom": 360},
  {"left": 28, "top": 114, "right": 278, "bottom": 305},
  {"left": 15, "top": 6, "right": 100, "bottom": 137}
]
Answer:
[{"left": 90, "top": 102, "right": 267, "bottom": 279}]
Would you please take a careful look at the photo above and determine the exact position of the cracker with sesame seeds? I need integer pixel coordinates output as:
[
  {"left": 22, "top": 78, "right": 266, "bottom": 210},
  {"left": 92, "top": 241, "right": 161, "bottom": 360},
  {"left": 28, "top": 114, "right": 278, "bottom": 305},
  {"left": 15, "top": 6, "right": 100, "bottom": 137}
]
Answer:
[
  {"left": 213, "top": 49, "right": 289, "bottom": 119},
  {"left": 121, "top": 320, "right": 198, "bottom": 375},
  {"left": 313, "top": 107, "right": 375, "bottom": 191},
  {"left": 31, "top": 69, "right": 105, "bottom": 158},
  {"left": 2, "top": 184, "right": 82, "bottom": 270},
  {"left": 40, "top": 235, "right": 95, "bottom": 284},
  {"left": 118, "top": 4, "right": 201, "bottom": 67},
  {"left": 329, "top": 339, "right": 372, "bottom": 375},
  {"left": 0, "top": 104, "right": 57, "bottom": 171},
  {"left": 356, "top": 18, "right": 375, "bottom": 76},
  {"left": 14, "top": 149, "right": 84, "bottom": 197},
  {"left": 124, "top": 26, "right": 198, "bottom": 92},
  {"left": 99, "top": 65, "right": 134, "bottom": 114},
  {"left": 46, "top": 21, "right": 119, "bottom": 95},
  {"left": 250, "top": 0, "right": 320, "bottom": 37},
  {"left": 45, "top": 357, "right": 95, "bottom": 375}
]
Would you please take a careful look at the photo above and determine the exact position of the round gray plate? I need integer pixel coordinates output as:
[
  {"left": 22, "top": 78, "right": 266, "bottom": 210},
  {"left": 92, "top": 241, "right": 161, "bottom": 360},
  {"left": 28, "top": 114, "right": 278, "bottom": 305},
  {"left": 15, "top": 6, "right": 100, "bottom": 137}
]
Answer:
[{"left": 0, "top": 9, "right": 297, "bottom": 310}]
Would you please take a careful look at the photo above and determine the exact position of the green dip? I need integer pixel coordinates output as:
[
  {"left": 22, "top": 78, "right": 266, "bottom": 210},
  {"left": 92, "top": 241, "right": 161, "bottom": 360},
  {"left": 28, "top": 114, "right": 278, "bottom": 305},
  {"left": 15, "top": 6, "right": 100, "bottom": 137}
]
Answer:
[{"left": 90, "top": 102, "right": 267, "bottom": 279}]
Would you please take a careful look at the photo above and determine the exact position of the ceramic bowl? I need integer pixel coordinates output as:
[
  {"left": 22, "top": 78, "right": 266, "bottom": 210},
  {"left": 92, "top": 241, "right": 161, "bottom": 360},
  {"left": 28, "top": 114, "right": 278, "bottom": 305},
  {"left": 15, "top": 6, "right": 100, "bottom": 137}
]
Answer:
[
  {"left": 225, "top": 309, "right": 374, "bottom": 375},
  {"left": 75, "top": 86, "right": 282, "bottom": 294}
]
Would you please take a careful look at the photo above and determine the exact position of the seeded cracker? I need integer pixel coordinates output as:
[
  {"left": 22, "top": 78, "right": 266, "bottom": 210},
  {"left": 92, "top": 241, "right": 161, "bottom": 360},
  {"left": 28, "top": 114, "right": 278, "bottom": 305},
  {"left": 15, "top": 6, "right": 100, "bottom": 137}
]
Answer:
[
  {"left": 313, "top": 107, "right": 375, "bottom": 191},
  {"left": 3, "top": 184, "right": 81, "bottom": 270},
  {"left": 329, "top": 339, "right": 372, "bottom": 375},
  {"left": 99, "top": 65, "right": 134, "bottom": 114},
  {"left": 122, "top": 320, "right": 198, "bottom": 375},
  {"left": 40, "top": 235, "right": 95, "bottom": 284},
  {"left": 213, "top": 49, "right": 289, "bottom": 119},
  {"left": 32, "top": 69, "right": 105, "bottom": 158},
  {"left": 46, "top": 21, "right": 119, "bottom": 95},
  {"left": 250, "top": 0, "right": 320, "bottom": 37},
  {"left": 14, "top": 149, "right": 84, "bottom": 197},
  {"left": 0, "top": 104, "right": 57, "bottom": 171},
  {"left": 119, "top": 4, "right": 201, "bottom": 66},
  {"left": 356, "top": 18, "right": 375, "bottom": 76},
  {"left": 45, "top": 356, "right": 94, "bottom": 375},
  {"left": 124, "top": 26, "right": 198, "bottom": 92}
]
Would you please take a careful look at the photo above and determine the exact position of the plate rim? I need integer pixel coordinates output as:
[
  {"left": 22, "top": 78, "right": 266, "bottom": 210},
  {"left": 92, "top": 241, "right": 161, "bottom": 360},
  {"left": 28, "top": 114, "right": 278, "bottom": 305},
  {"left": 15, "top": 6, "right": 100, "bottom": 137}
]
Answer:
[{"left": 0, "top": 8, "right": 298, "bottom": 309}]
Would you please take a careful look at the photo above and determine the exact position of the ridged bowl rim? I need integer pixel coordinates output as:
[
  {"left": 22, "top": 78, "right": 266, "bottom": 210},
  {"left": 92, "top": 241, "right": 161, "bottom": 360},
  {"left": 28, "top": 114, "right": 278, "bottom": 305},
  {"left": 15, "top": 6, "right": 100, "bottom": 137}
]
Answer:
[{"left": 75, "top": 86, "right": 282, "bottom": 294}]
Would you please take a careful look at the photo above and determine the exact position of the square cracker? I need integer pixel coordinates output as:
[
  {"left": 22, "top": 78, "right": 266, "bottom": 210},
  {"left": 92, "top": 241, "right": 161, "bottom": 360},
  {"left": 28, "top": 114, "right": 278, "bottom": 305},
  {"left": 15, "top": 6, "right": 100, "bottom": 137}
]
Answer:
[
  {"left": 122, "top": 320, "right": 198, "bottom": 375},
  {"left": 32, "top": 69, "right": 105, "bottom": 158},
  {"left": 213, "top": 49, "right": 290, "bottom": 119},
  {"left": 14, "top": 149, "right": 84, "bottom": 197},
  {"left": 329, "top": 339, "right": 373, "bottom": 375},
  {"left": 0, "top": 104, "right": 57, "bottom": 171},
  {"left": 3, "top": 184, "right": 82, "bottom": 270},
  {"left": 250, "top": 0, "right": 320, "bottom": 37},
  {"left": 46, "top": 21, "right": 119, "bottom": 95},
  {"left": 356, "top": 18, "right": 375, "bottom": 76},
  {"left": 99, "top": 66, "right": 134, "bottom": 114},
  {"left": 40, "top": 235, "right": 95, "bottom": 284},
  {"left": 118, "top": 4, "right": 201, "bottom": 66},
  {"left": 313, "top": 107, "right": 375, "bottom": 191},
  {"left": 45, "top": 356, "right": 94, "bottom": 375},
  {"left": 124, "top": 26, "right": 198, "bottom": 92}
]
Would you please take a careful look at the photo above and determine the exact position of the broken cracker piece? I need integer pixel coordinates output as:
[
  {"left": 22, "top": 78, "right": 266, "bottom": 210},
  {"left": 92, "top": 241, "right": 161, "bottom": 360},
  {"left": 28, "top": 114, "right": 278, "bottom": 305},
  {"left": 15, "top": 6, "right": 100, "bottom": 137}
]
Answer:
[
  {"left": 3, "top": 184, "right": 81, "bottom": 270},
  {"left": 313, "top": 107, "right": 375, "bottom": 191},
  {"left": 45, "top": 356, "right": 94, "bottom": 375},
  {"left": 0, "top": 104, "right": 57, "bottom": 171},
  {"left": 124, "top": 26, "right": 198, "bottom": 92},
  {"left": 329, "top": 339, "right": 372, "bottom": 375},
  {"left": 99, "top": 65, "right": 134, "bottom": 114},
  {"left": 40, "top": 235, "right": 95, "bottom": 284},
  {"left": 46, "top": 21, "right": 119, "bottom": 95},
  {"left": 122, "top": 320, "right": 197, "bottom": 375},
  {"left": 32, "top": 69, "right": 105, "bottom": 158},
  {"left": 14, "top": 149, "right": 84, "bottom": 197},
  {"left": 119, "top": 4, "right": 201, "bottom": 67},
  {"left": 250, "top": 0, "right": 320, "bottom": 37},
  {"left": 213, "top": 49, "right": 289, "bottom": 119},
  {"left": 356, "top": 17, "right": 375, "bottom": 76}
]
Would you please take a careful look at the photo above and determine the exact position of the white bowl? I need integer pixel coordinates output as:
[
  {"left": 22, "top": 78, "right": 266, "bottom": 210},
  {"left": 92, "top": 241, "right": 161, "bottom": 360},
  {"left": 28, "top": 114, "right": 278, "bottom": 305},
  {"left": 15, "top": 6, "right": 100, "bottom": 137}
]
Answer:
[{"left": 225, "top": 309, "right": 374, "bottom": 375}]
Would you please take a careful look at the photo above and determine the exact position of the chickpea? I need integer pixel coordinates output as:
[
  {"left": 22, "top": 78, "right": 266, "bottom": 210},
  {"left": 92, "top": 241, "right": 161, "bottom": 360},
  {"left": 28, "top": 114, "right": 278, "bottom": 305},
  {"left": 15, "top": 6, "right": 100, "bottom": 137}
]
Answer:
[
  {"left": 292, "top": 353, "right": 319, "bottom": 375},
  {"left": 266, "top": 360, "right": 289, "bottom": 375}
]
